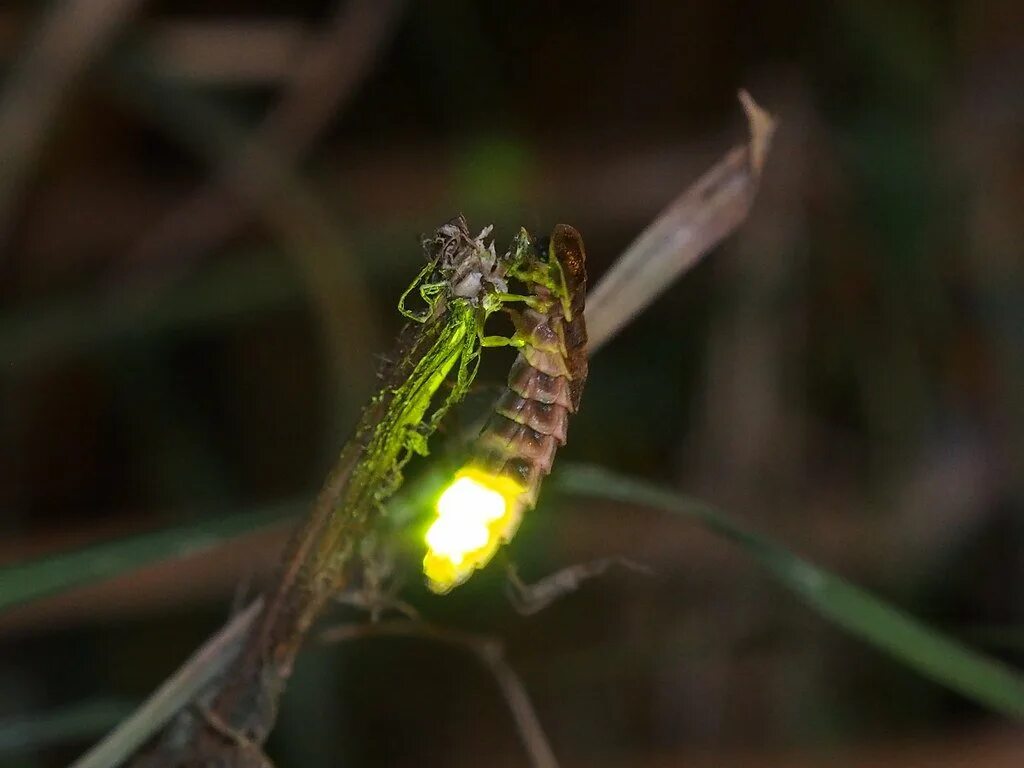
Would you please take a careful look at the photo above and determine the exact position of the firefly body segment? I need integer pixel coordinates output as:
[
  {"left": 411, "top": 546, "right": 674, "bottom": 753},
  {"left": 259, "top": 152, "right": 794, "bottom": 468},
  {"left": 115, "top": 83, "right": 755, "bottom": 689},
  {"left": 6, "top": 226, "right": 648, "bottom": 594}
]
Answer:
[{"left": 424, "top": 225, "right": 589, "bottom": 593}]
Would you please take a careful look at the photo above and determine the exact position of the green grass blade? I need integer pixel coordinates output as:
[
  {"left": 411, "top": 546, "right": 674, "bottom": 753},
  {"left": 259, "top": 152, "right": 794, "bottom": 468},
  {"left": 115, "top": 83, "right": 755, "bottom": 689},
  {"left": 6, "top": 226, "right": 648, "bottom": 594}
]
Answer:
[
  {"left": 959, "top": 626, "right": 1024, "bottom": 653},
  {"left": 555, "top": 463, "right": 1024, "bottom": 719},
  {"left": 0, "top": 501, "right": 300, "bottom": 613},
  {"left": 0, "top": 699, "right": 132, "bottom": 757}
]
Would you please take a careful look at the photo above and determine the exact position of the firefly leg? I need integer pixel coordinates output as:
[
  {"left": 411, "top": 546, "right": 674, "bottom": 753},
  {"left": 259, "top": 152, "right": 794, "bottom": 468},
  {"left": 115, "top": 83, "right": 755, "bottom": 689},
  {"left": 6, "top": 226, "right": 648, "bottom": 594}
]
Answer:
[
  {"left": 402, "top": 420, "right": 432, "bottom": 457},
  {"left": 335, "top": 590, "right": 420, "bottom": 622},
  {"left": 476, "top": 299, "right": 526, "bottom": 348},
  {"left": 197, "top": 705, "right": 276, "bottom": 768},
  {"left": 426, "top": 335, "right": 483, "bottom": 435},
  {"left": 505, "top": 558, "right": 653, "bottom": 616},
  {"left": 492, "top": 291, "right": 547, "bottom": 311},
  {"left": 336, "top": 534, "right": 420, "bottom": 622},
  {"left": 398, "top": 258, "right": 444, "bottom": 321},
  {"left": 448, "top": 346, "right": 482, "bottom": 409},
  {"left": 479, "top": 334, "right": 525, "bottom": 348}
]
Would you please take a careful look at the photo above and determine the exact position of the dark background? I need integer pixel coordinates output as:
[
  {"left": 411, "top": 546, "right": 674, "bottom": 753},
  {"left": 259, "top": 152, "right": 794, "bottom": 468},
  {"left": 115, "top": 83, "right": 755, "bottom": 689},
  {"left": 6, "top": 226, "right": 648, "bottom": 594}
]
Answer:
[{"left": 1, "top": 1, "right": 1022, "bottom": 766}]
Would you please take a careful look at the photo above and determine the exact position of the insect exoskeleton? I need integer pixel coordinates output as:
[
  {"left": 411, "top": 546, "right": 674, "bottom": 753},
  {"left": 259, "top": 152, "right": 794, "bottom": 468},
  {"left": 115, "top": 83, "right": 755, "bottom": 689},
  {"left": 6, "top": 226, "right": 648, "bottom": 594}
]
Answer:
[
  {"left": 430, "top": 217, "right": 508, "bottom": 302},
  {"left": 424, "top": 224, "right": 588, "bottom": 593}
]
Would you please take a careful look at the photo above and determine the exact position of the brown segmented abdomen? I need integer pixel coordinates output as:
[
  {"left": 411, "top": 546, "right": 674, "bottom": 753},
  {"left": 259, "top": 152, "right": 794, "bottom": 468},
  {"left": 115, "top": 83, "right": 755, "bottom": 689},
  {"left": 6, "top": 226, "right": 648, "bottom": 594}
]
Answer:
[{"left": 472, "top": 224, "right": 588, "bottom": 523}]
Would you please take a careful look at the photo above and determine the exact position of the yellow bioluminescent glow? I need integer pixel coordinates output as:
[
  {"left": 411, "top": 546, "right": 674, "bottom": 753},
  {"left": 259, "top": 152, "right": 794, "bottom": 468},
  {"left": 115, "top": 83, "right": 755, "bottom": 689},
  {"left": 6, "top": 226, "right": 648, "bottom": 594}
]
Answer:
[
  {"left": 423, "top": 467, "right": 524, "bottom": 593},
  {"left": 424, "top": 478, "right": 501, "bottom": 558}
]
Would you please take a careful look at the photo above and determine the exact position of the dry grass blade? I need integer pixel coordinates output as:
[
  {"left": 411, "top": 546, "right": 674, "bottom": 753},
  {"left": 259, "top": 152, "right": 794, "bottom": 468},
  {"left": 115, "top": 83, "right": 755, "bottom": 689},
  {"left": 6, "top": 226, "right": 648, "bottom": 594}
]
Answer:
[
  {"left": 0, "top": 0, "right": 145, "bottom": 252},
  {"left": 587, "top": 90, "right": 776, "bottom": 353}
]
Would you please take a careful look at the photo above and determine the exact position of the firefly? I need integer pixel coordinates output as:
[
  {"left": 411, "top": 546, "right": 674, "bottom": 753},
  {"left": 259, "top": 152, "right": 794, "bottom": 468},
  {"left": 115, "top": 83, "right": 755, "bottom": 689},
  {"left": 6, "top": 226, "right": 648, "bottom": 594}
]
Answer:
[{"left": 422, "top": 224, "right": 589, "bottom": 594}]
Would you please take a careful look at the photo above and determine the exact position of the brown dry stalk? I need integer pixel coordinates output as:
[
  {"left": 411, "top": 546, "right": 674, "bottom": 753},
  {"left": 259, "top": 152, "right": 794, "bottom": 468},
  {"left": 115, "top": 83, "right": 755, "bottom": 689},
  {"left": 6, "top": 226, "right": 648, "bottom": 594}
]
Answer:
[
  {"left": 587, "top": 90, "right": 775, "bottom": 353},
  {"left": 138, "top": 318, "right": 450, "bottom": 766},
  {"left": 74, "top": 92, "right": 774, "bottom": 768}
]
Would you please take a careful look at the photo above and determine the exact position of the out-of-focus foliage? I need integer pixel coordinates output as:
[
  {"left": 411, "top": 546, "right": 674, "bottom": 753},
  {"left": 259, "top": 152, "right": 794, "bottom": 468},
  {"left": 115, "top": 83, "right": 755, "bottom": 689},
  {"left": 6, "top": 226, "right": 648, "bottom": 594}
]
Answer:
[{"left": 0, "top": 1, "right": 1022, "bottom": 766}]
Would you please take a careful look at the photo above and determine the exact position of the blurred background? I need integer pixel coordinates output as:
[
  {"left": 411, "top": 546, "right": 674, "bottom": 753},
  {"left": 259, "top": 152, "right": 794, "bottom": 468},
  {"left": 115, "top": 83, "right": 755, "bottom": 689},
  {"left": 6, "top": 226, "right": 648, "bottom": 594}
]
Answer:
[{"left": 0, "top": 1, "right": 1022, "bottom": 766}]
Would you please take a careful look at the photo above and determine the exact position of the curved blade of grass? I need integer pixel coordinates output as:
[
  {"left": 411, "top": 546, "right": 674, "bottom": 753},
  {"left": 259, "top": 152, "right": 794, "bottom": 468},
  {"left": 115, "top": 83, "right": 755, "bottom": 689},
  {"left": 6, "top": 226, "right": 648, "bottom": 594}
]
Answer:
[
  {"left": 555, "top": 463, "right": 1024, "bottom": 719},
  {"left": 586, "top": 91, "right": 774, "bottom": 353},
  {"left": 0, "top": 501, "right": 300, "bottom": 613}
]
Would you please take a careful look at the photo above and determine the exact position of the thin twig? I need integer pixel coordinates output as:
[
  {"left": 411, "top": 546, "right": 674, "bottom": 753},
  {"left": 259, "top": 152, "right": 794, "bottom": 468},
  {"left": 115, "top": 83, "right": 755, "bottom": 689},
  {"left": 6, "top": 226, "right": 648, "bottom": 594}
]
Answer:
[
  {"left": 318, "top": 620, "right": 559, "bottom": 768},
  {"left": 587, "top": 90, "right": 776, "bottom": 353},
  {"left": 0, "top": 0, "right": 145, "bottom": 254},
  {"left": 484, "top": 652, "right": 560, "bottom": 768}
]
